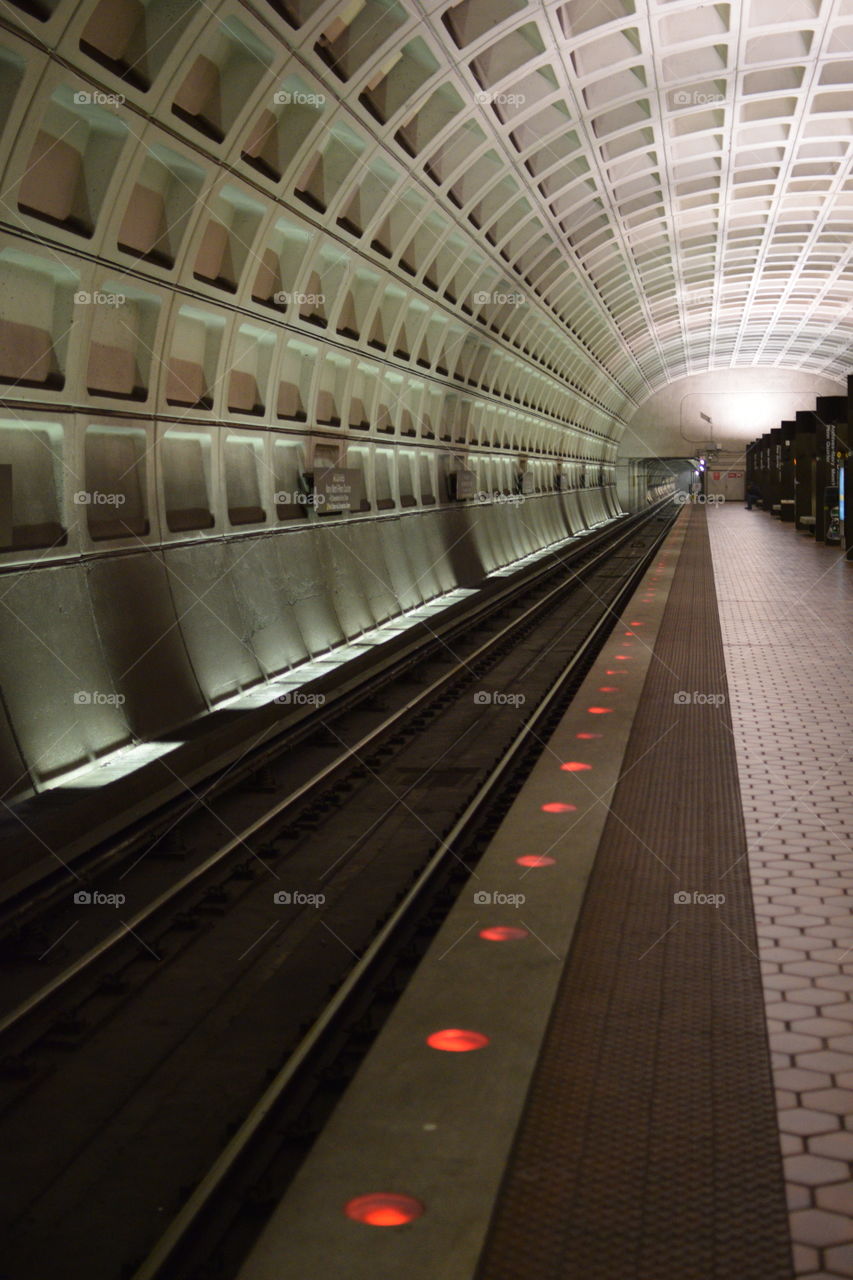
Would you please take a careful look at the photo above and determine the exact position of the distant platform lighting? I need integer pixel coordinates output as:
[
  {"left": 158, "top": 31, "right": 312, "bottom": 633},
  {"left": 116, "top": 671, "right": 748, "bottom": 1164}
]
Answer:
[
  {"left": 426, "top": 1028, "right": 489, "bottom": 1052},
  {"left": 345, "top": 1193, "right": 424, "bottom": 1226},
  {"left": 479, "top": 925, "right": 529, "bottom": 941}
]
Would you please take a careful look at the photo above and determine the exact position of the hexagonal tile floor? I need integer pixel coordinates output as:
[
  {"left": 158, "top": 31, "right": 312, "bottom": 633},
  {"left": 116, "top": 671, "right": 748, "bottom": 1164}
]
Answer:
[{"left": 710, "top": 505, "right": 853, "bottom": 1280}]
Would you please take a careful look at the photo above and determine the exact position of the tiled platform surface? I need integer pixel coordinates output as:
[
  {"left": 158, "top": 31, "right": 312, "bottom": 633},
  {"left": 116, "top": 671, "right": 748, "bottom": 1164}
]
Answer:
[
  {"left": 709, "top": 506, "right": 853, "bottom": 1280},
  {"left": 475, "top": 506, "right": 792, "bottom": 1280}
]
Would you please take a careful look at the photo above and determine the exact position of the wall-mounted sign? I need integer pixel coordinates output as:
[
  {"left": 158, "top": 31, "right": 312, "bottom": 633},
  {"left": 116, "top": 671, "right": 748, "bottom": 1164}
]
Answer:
[
  {"left": 314, "top": 467, "right": 362, "bottom": 512},
  {"left": 451, "top": 469, "right": 477, "bottom": 499}
]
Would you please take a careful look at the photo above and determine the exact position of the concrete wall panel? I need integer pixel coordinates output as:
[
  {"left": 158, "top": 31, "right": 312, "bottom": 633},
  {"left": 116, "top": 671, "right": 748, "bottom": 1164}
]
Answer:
[
  {"left": 274, "top": 528, "right": 347, "bottom": 657},
  {"left": 218, "top": 537, "right": 310, "bottom": 677},
  {"left": 336, "top": 521, "right": 401, "bottom": 627},
  {"left": 0, "top": 697, "right": 32, "bottom": 801},
  {"left": 163, "top": 542, "right": 265, "bottom": 704},
  {"left": 87, "top": 554, "right": 205, "bottom": 737},
  {"left": 397, "top": 514, "right": 447, "bottom": 602},
  {"left": 0, "top": 564, "right": 131, "bottom": 783},
  {"left": 468, "top": 503, "right": 503, "bottom": 574},
  {"left": 373, "top": 518, "right": 426, "bottom": 612},
  {"left": 317, "top": 523, "right": 384, "bottom": 638}
]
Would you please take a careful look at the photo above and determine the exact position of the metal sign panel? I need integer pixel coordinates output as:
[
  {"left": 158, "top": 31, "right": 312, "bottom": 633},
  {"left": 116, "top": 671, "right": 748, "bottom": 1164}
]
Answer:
[
  {"left": 314, "top": 467, "right": 362, "bottom": 512},
  {"left": 452, "top": 469, "right": 477, "bottom": 499}
]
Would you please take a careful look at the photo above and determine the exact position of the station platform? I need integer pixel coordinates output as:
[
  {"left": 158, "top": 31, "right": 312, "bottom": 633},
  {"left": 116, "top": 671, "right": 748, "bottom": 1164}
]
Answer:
[{"left": 237, "top": 504, "right": 853, "bottom": 1280}]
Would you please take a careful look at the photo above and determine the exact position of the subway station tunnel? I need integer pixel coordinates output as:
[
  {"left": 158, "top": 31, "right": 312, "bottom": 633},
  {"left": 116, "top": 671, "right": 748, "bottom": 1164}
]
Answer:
[{"left": 0, "top": 0, "right": 852, "bottom": 1277}]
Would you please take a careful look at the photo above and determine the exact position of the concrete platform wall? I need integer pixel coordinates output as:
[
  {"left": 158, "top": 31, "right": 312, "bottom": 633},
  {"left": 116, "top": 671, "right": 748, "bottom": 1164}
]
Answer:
[{"left": 0, "top": 483, "right": 619, "bottom": 798}]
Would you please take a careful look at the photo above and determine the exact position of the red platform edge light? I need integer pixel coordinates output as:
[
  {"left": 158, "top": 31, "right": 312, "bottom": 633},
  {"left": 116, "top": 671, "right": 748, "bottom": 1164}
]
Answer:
[
  {"left": 587, "top": 706, "right": 613, "bottom": 714},
  {"left": 427, "top": 1028, "right": 490, "bottom": 1052},
  {"left": 540, "top": 801, "right": 578, "bottom": 812},
  {"left": 599, "top": 685, "right": 618, "bottom": 691},
  {"left": 480, "top": 925, "right": 529, "bottom": 941},
  {"left": 516, "top": 854, "right": 556, "bottom": 867},
  {"left": 576, "top": 731, "right": 601, "bottom": 739},
  {"left": 559, "top": 761, "right": 591, "bottom": 772},
  {"left": 345, "top": 1192, "right": 424, "bottom": 1227}
]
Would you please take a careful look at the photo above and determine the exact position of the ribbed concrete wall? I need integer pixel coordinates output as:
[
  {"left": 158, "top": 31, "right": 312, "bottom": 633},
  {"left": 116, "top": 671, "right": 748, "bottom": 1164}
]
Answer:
[
  {"left": 0, "top": 0, "right": 633, "bottom": 802},
  {"left": 0, "top": 487, "right": 618, "bottom": 798}
]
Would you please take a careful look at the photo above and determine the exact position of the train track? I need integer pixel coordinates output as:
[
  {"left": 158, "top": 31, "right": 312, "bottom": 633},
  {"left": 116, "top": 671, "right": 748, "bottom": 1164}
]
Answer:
[
  {"left": 0, "top": 509, "right": 645, "bottom": 936},
  {"left": 0, "top": 501, "right": 676, "bottom": 1280}
]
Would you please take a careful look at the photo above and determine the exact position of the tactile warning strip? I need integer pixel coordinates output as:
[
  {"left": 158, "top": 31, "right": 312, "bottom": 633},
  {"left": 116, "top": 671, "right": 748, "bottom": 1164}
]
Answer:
[
  {"left": 708, "top": 508, "right": 853, "bottom": 1280},
  {"left": 476, "top": 507, "right": 793, "bottom": 1280}
]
